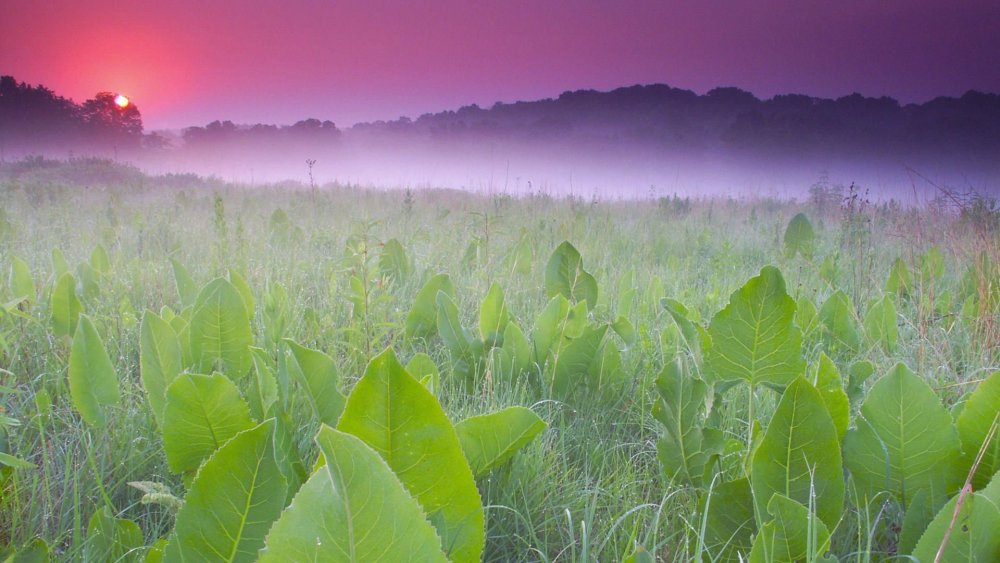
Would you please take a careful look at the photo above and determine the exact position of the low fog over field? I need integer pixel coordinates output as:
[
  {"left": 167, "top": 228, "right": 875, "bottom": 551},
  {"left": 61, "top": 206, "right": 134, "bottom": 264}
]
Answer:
[{"left": 3, "top": 79, "right": 999, "bottom": 200}]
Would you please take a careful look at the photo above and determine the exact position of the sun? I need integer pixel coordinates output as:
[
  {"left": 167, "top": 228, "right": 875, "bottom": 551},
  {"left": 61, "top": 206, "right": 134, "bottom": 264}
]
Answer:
[{"left": 114, "top": 94, "right": 130, "bottom": 108}]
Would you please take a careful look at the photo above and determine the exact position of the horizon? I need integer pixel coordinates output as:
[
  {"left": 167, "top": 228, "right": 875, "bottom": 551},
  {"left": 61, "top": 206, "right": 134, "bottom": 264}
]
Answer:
[{"left": 3, "top": 1, "right": 998, "bottom": 129}]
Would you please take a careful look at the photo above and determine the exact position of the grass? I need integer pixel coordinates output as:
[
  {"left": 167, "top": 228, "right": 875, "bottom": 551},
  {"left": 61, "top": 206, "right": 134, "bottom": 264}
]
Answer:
[{"left": 0, "top": 157, "right": 998, "bottom": 560}]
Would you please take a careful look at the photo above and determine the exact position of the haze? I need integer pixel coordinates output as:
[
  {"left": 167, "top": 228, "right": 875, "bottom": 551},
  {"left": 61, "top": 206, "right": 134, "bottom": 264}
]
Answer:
[{"left": 2, "top": 1, "right": 999, "bottom": 198}]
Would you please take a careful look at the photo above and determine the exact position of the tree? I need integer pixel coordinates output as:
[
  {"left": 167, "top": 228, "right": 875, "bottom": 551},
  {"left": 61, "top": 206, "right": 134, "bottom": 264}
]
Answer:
[{"left": 81, "top": 92, "right": 143, "bottom": 143}]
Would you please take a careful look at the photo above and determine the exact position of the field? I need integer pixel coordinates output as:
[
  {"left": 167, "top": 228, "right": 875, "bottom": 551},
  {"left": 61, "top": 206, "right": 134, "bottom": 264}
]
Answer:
[{"left": 1, "top": 158, "right": 999, "bottom": 562}]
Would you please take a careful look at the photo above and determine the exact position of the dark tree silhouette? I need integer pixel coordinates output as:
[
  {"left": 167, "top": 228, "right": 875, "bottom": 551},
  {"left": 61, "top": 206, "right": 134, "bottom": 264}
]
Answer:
[{"left": 81, "top": 92, "right": 143, "bottom": 142}]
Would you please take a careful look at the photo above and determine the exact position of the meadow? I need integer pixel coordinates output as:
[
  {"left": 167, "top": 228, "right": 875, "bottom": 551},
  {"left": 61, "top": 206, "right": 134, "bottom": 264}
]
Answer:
[{"left": 1, "top": 158, "right": 998, "bottom": 562}]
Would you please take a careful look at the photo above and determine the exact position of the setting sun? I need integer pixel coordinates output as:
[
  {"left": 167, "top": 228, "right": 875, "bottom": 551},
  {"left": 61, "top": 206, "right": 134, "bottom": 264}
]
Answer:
[{"left": 114, "top": 94, "right": 130, "bottom": 108}]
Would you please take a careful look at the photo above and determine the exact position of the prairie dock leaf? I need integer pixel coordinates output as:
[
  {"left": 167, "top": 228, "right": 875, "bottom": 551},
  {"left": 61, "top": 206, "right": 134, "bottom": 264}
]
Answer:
[
  {"left": 162, "top": 373, "right": 255, "bottom": 474},
  {"left": 189, "top": 278, "right": 253, "bottom": 378},
  {"left": 956, "top": 370, "right": 1000, "bottom": 487},
  {"left": 404, "top": 273, "right": 455, "bottom": 340},
  {"left": 705, "top": 266, "right": 804, "bottom": 387},
  {"left": 166, "top": 420, "right": 286, "bottom": 563},
  {"left": 338, "top": 348, "right": 484, "bottom": 562},
  {"left": 843, "top": 363, "right": 963, "bottom": 507},
  {"left": 456, "top": 406, "right": 546, "bottom": 478},
  {"left": 68, "top": 315, "right": 120, "bottom": 428},
  {"left": 751, "top": 377, "right": 844, "bottom": 529},
  {"left": 544, "top": 241, "right": 598, "bottom": 310},
  {"left": 259, "top": 426, "right": 448, "bottom": 562},
  {"left": 50, "top": 272, "right": 82, "bottom": 338},
  {"left": 139, "top": 310, "right": 182, "bottom": 428},
  {"left": 284, "top": 339, "right": 346, "bottom": 427}
]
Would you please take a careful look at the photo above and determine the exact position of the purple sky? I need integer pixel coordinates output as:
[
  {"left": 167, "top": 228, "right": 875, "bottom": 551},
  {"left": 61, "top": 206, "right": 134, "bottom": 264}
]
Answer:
[{"left": 3, "top": 1, "right": 998, "bottom": 129}]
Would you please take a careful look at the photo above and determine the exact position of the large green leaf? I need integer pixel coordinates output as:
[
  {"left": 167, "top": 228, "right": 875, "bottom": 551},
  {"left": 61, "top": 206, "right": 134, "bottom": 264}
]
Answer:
[
  {"left": 403, "top": 273, "right": 455, "bottom": 340},
  {"left": 783, "top": 213, "right": 816, "bottom": 259},
  {"left": 85, "top": 507, "right": 143, "bottom": 563},
  {"left": 863, "top": 295, "right": 898, "bottom": 353},
  {"left": 170, "top": 257, "right": 199, "bottom": 308},
  {"left": 8, "top": 256, "right": 34, "bottom": 304},
  {"left": 166, "top": 420, "right": 286, "bottom": 563},
  {"left": 189, "top": 278, "right": 253, "bottom": 377},
  {"left": 284, "top": 339, "right": 346, "bottom": 427},
  {"left": 140, "top": 310, "right": 183, "bottom": 428},
  {"left": 910, "top": 470, "right": 1000, "bottom": 562},
  {"left": 259, "top": 426, "right": 448, "bottom": 562},
  {"left": 337, "top": 348, "right": 484, "bottom": 562},
  {"left": 478, "top": 282, "right": 510, "bottom": 346},
  {"left": 843, "top": 363, "right": 964, "bottom": 507},
  {"left": 885, "top": 257, "right": 912, "bottom": 297},
  {"left": 705, "top": 266, "right": 805, "bottom": 387},
  {"left": 652, "top": 360, "right": 723, "bottom": 488},
  {"left": 700, "top": 478, "right": 756, "bottom": 560},
  {"left": 818, "top": 290, "right": 861, "bottom": 354},
  {"left": 50, "top": 272, "right": 81, "bottom": 338},
  {"left": 751, "top": 377, "right": 844, "bottom": 529},
  {"left": 550, "top": 325, "right": 607, "bottom": 397},
  {"left": 544, "top": 241, "right": 598, "bottom": 310},
  {"left": 661, "top": 298, "right": 709, "bottom": 365},
  {"left": 436, "top": 291, "right": 483, "bottom": 381},
  {"left": 811, "top": 352, "right": 849, "bottom": 441},
  {"left": 377, "top": 238, "right": 411, "bottom": 283},
  {"left": 748, "top": 494, "right": 832, "bottom": 563},
  {"left": 956, "top": 370, "right": 1000, "bottom": 488},
  {"left": 68, "top": 315, "right": 120, "bottom": 428},
  {"left": 455, "top": 406, "right": 546, "bottom": 478},
  {"left": 162, "top": 373, "right": 255, "bottom": 474}
]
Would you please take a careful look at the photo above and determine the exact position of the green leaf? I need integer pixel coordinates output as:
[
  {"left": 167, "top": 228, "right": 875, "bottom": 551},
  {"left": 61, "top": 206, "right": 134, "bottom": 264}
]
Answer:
[
  {"left": 378, "top": 238, "right": 411, "bottom": 283},
  {"left": 544, "top": 241, "right": 598, "bottom": 310},
  {"left": 496, "top": 322, "right": 532, "bottom": 380},
  {"left": 818, "top": 290, "right": 861, "bottom": 354},
  {"left": 783, "top": 213, "right": 816, "bottom": 259},
  {"left": 6, "top": 537, "right": 50, "bottom": 562},
  {"left": 810, "top": 352, "right": 849, "bottom": 441},
  {"left": 478, "top": 282, "right": 510, "bottom": 346},
  {"left": 166, "top": 420, "right": 286, "bottom": 563},
  {"left": 956, "top": 370, "right": 1000, "bottom": 488},
  {"left": 863, "top": 295, "right": 898, "bottom": 353},
  {"left": 50, "top": 248, "right": 69, "bottom": 279},
  {"left": 748, "top": 494, "right": 831, "bottom": 563},
  {"left": 886, "top": 257, "right": 912, "bottom": 297},
  {"left": 652, "top": 360, "right": 723, "bottom": 488},
  {"left": 247, "top": 348, "right": 279, "bottom": 421},
  {"left": 337, "top": 348, "right": 484, "bottom": 562},
  {"left": 843, "top": 363, "right": 964, "bottom": 507},
  {"left": 85, "top": 507, "right": 143, "bottom": 563},
  {"left": 910, "top": 473, "right": 1000, "bottom": 561},
  {"left": 189, "top": 278, "right": 253, "bottom": 378},
  {"left": 170, "top": 257, "right": 199, "bottom": 308},
  {"left": 50, "top": 272, "right": 82, "bottom": 338},
  {"left": 8, "top": 257, "right": 35, "bottom": 304},
  {"left": 436, "top": 291, "right": 482, "bottom": 379},
  {"left": 404, "top": 273, "right": 455, "bottom": 340},
  {"left": 407, "top": 353, "right": 440, "bottom": 394},
  {"left": 700, "top": 478, "right": 756, "bottom": 560},
  {"left": 259, "top": 426, "right": 448, "bottom": 562},
  {"left": 705, "top": 266, "right": 805, "bottom": 387},
  {"left": 162, "top": 373, "right": 255, "bottom": 474},
  {"left": 284, "top": 339, "right": 346, "bottom": 427},
  {"left": 140, "top": 310, "right": 182, "bottom": 428},
  {"left": 89, "top": 244, "right": 110, "bottom": 274},
  {"left": 226, "top": 269, "right": 255, "bottom": 319},
  {"left": 68, "top": 315, "right": 120, "bottom": 428},
  {"left": 795, "top": 296, "right": 819, "bottom": 340},
  {"left": 751, "top": 377, "right": 844, "bottom": 529},
  {"left": 550, "top": 325, "right": 607, "bottom": 397},
  {"left": 530, "top": 295, "right": 571, "bottom": 367},
  {"left": 455, "top": 406, "right": 546, "bottom": 478}
]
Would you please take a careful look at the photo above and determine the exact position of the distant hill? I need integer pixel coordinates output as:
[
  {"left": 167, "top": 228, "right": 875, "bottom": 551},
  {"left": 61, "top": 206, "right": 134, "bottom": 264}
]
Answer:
[{"left": 348, "top": 84, "right": 1000, "bottom": 160}]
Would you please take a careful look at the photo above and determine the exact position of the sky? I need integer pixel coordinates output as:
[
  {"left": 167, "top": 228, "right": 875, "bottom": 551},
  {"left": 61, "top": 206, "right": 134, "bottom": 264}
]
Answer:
[{"left": 2, "top": 1, "right": 999, "bottom": 130}]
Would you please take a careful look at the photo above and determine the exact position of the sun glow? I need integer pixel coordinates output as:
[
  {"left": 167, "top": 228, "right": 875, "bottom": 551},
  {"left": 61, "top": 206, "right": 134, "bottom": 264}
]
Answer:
[{"left": 114, "top": 94, "right": 130, "bottom": 108}]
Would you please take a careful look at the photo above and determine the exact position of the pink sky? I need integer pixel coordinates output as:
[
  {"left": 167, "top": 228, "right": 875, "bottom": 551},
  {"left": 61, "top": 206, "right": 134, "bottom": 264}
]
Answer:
[{"left": 3, "top": 1, "right": 998, "bottom": 129}]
